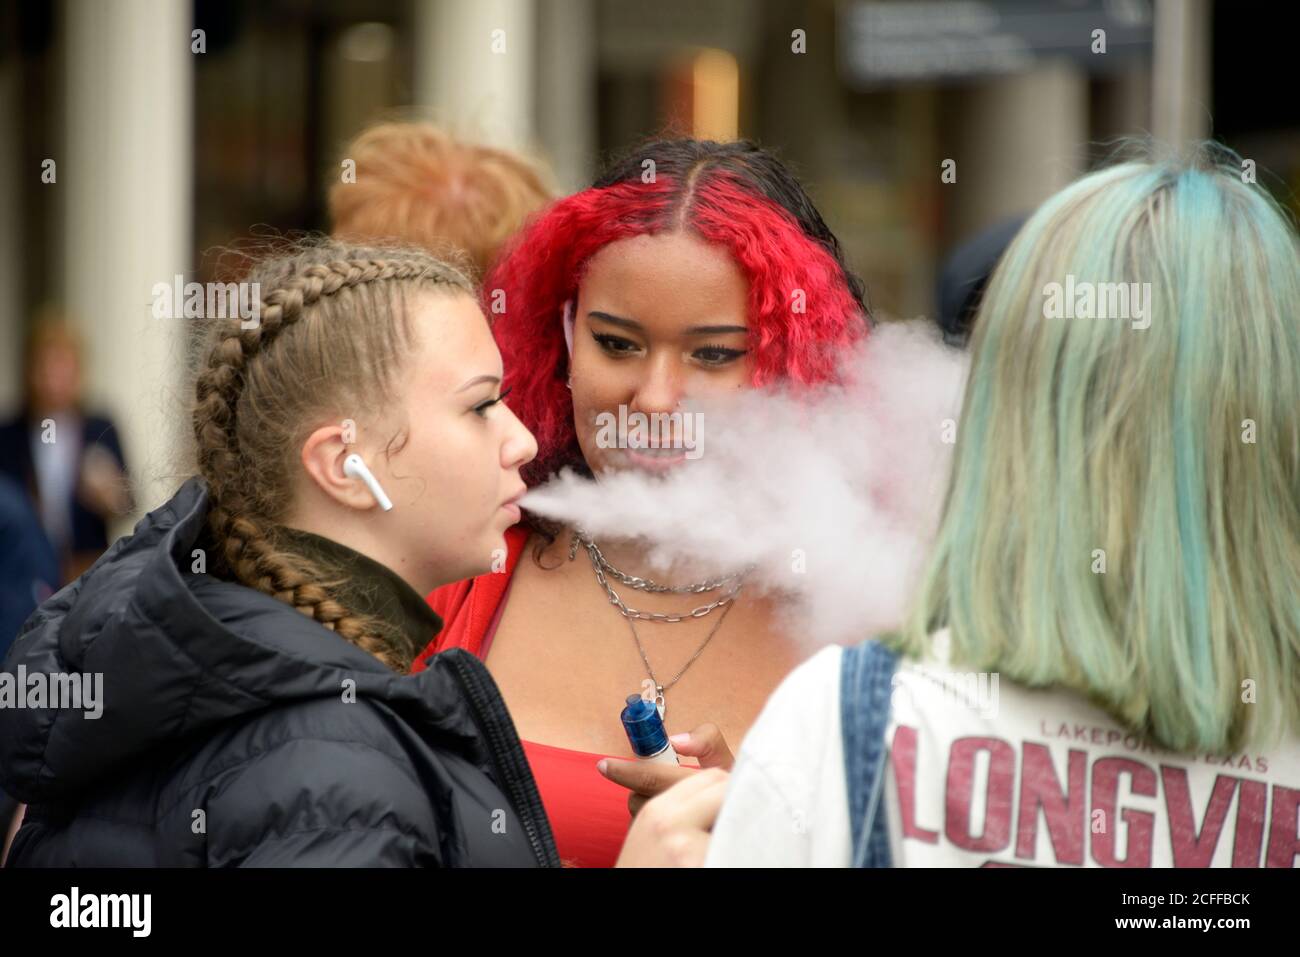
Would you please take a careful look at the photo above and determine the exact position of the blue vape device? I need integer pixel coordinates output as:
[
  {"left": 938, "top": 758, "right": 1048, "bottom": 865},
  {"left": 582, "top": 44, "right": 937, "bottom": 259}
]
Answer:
[{"left": 620, "top": 694, "right": 680, "bottom": 765}]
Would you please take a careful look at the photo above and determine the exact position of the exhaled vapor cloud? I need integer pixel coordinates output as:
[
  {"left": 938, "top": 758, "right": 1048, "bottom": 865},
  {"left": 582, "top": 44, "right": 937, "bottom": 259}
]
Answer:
[{"left": 522, "top": 320, "right": 969, "bottom": 649}]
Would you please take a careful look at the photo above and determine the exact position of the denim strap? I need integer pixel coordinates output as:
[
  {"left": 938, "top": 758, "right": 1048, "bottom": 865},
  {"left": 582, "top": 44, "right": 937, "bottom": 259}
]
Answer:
[{"left": 840, "top": 639, "right": 900, "bottom": 868}]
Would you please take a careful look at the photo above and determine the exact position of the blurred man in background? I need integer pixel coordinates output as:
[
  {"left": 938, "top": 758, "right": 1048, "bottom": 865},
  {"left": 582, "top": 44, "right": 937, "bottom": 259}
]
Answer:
[{"left": 0, "top": 315, "right": 132, "bottom": 584}]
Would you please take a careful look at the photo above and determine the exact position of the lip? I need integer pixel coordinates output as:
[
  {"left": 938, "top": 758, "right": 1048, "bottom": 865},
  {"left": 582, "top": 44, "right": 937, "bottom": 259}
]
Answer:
[
  {"left": 622, "top": 447, "right": 689, "bottom": 473},
  {"left": 500, "top": 485, "right": 527, "bottom": 521}
]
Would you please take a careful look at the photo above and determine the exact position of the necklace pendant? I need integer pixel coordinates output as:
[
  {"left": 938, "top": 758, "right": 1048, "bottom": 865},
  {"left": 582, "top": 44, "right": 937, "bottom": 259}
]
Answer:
[{"left": 655, "top": 686, "right": 666, "bottom": 720}]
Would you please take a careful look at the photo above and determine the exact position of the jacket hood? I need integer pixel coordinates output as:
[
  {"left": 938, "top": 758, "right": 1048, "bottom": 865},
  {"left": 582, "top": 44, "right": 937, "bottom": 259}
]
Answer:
[{"left": 0, "top": 478, "right": 455, "bottom": 805}]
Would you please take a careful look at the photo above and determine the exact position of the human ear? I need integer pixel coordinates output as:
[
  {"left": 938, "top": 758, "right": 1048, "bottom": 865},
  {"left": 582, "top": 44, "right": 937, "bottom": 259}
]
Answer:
[{"left": 300, "top": 425, "right": 382, "bottom": 512}]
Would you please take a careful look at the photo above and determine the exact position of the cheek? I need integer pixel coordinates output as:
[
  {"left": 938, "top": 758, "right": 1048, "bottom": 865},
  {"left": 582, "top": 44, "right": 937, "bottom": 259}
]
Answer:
[
  {"left": 731, "top": 350, "right": 757, "bottom": 388},
  {"left": 573, "top": 342, "right": 630, "bottom": 388},
  {"left": 571, "top": 382, "right": 614, "bottom": 432},
  {"left": 569, "top": 387, "right": 610, "bottom": 469},
  {"left": 695, "top": 360, "right": 753, "bottom": 393},
  {"left": 568, "top": 356, "right": 754, "bottom": 440},
  {"left": 406, "top": 421, "right": 498, "bottom": 512},
  {"left": 570, "top": 373, "right": 637, "bottom": 456},
  {"left": 570, "top": 352, "right": 628, "bottom": 425}
]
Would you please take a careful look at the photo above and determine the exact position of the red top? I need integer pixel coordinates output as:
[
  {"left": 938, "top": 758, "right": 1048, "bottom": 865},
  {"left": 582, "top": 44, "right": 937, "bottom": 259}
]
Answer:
[{"left": 411, "top": 526, "right": 631, "bottom": 868}]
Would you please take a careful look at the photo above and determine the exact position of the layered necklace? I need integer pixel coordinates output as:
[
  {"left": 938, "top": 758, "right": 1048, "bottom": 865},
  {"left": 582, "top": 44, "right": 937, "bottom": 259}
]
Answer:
[{"left": 570, "top": 530, "right": 750, "bottom": 719}]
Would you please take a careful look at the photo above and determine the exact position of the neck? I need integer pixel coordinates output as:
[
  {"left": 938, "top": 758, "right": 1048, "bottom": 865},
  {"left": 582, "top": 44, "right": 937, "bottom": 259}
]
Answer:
[
  {"left": 577, "top": 529, "right": 743, "bottom": 585},
  {"left": 285, "top": 505, "right": 434, "bottom": 596}
]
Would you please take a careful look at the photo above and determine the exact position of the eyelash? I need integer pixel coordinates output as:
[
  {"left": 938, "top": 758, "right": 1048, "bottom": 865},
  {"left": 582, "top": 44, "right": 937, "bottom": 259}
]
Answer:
[
  {"left": 695, "top": 343, "right": 748, "bottom": 365},
  {"left": 473, "top": 386, "right": 512, "bottom": 417},
  {"left": 592, "top": 333, "right": 747, "bottom": 367}
]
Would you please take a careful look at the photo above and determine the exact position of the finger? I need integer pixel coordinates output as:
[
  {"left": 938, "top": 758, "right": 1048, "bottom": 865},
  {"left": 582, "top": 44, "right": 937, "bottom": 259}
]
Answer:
[
  {"left": 638, "top": 769, "right": 730, "bottom": 832},
  {"left": 667, "top": 722, "right": 735, "bottom": 769},
  {"left": 597, "top": 757, "right": 693, "bottom": 796},
  {"left": 620, "top": 772, "right": 730, "bottom": 867},
  {"left": 672, "top": 769, "right": 731, "bottom": 831},
  {"left": 621, "top": 764, "right": 717, "bottom": 811},
  {"left": 642, "top": 767, "right": 729, "bottom": 815},
  {"left": 626, "top": 763, "right": 722, "bottom": 817},
  {"left": 624, "top": 827, "right": 713, "bottom": 869},
  {"left": 629, "top": 765, "right": 728, "bottom": 818}
]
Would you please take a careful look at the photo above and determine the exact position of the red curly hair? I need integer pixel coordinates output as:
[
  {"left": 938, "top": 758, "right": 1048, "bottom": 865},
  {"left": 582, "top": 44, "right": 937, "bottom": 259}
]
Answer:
[{"left": 485, "top": 140, "right": 870, "bottom": 485}]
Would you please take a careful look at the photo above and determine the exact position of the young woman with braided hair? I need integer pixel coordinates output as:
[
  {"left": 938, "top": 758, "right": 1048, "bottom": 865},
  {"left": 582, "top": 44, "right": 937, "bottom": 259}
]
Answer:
[{"left": 0, "top": 240, "right": 559, "bottom": 867}]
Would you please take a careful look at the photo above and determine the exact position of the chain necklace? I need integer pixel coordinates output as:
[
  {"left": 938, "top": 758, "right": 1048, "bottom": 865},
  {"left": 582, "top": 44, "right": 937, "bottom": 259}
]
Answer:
[
  {"left": 627, "top": 599, "right": 736, "bottom": 719},
  {"left": 571, "top": 531, "right": 745, "bottom": 622},
  {"left": 570, "top": 530, "right": 747, "bottom": 718},
  {"left": 576, "top": 534, "right": 746, "bottom": 594}
]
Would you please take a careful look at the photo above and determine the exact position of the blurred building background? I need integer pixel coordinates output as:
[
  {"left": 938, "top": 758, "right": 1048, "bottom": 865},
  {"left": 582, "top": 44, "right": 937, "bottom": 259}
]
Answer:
[{"left": 0, "top": 0, "right": 1296, "bottom": 531}]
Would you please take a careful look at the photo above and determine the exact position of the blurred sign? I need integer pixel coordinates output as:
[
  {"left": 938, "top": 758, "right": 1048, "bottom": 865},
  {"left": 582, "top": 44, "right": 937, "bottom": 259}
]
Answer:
[{"left": 838, "top": 0, "right": 1153, "bottom": 86}]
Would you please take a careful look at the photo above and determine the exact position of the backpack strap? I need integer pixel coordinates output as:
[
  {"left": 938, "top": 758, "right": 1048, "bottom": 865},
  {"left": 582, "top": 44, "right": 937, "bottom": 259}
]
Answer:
[{"left": 840, "top": 639, "right": 901, "bottom": 868}]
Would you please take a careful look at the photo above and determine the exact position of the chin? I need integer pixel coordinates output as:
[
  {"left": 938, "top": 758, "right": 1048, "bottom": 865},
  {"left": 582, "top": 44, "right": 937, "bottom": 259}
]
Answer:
[
  {"left": 483, "top": 525, "right": 511, "bottom": 564},
  {"left": 453, "top": 555, "right": 493, "bottom": 585},
  {"left": 582, "top": 448, "right": 629, "bottom": 476}
]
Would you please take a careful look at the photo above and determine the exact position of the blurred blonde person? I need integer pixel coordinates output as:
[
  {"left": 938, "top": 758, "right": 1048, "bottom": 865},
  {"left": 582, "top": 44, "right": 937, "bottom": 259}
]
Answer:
[{"left": 329, "top": 123, "right": 553, "bottom": 280}]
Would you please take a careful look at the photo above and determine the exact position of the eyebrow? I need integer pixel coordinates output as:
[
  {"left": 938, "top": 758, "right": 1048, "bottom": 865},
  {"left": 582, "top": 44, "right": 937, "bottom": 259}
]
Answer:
[
  {"left": 455, "top": 374, "right": 501, "bottom": 393},
  {"left": 588, "top": 310, "right": 747, "bottom": 337}
]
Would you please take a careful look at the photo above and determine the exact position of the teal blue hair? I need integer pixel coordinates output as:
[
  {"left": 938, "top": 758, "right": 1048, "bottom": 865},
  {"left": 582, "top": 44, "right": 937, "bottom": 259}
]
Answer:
[{"left": 896, "top": 143, "right": 1300, "bottom": 753}]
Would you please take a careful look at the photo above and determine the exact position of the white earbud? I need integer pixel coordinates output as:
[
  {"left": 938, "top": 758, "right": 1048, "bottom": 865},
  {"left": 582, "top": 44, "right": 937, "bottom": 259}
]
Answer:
[{"left": 342, "top": 453, "right": 393, "bottom": 512}]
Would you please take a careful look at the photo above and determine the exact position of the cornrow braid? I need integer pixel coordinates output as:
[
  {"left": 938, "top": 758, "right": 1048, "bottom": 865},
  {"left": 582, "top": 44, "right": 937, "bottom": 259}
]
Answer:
[{"left": 192, "top": 240, "right": 473, "bottom": 672}]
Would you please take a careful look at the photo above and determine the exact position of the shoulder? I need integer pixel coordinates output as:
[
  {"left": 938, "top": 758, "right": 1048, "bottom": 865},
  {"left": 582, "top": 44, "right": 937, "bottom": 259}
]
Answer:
[
  {"left": 885, "top": 627, "right": 1004, "bottom": 725},
  {"left": 729, "top": 642, "right": 844, "bottom": 802},
  {"left": 184, "top": 680, "right": 419, "bottom": 774},
  {"left": 746, "top": 644, "right": 845, "bottom": 755},
  {"left": 705, "top": 645, "right": 848, "bottom": 867},
  {"left": 175, "top": 698, "right": 441, "bottom": 866}
]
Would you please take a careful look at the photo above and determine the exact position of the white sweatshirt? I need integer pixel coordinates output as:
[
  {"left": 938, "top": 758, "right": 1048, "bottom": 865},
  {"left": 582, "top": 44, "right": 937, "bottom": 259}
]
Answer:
[{"left": 706, "top": 634, "right": 1300, "bottom": 868}]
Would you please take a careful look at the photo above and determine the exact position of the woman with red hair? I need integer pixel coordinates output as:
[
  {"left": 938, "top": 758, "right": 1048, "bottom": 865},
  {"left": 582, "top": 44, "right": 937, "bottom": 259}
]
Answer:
[{"left": 412, "top": 138, "right": 870, "bottom": 866}]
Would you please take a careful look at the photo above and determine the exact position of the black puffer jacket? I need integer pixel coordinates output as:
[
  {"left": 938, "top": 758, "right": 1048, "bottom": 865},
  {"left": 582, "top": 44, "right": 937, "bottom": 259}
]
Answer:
[{"left": 0, "top": 479, "right": 559, "bottom": 867}]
